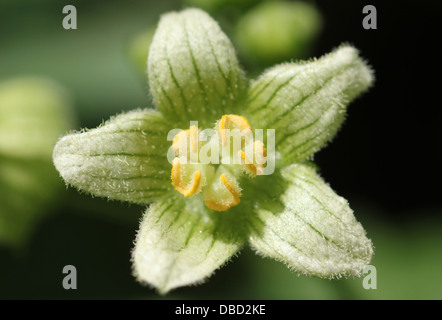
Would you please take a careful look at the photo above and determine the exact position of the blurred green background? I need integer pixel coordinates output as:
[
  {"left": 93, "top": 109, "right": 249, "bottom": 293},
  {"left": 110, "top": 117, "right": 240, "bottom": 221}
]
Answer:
[{"left": 1, "top": 0, "right": 441, "bottom": 299}]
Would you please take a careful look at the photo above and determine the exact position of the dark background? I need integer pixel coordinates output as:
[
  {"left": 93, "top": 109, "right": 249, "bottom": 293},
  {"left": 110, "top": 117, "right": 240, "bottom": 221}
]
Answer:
[
  {"left": 313, "top": 0, "right": 442, "bottom": 217},
  {"left": 0, "top": 0, "right": 441, "bottom": 299}
]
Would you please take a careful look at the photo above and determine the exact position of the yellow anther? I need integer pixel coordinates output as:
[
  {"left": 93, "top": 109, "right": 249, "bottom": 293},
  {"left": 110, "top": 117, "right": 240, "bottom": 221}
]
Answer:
[
  {"left": 204, "top": 200, "right": 230, "bottom": 212},
  {"left": 239, "top": 150, "right": 258, "bottom": 176},
  {"left": 204, "top": 174, "right": 241, "bottom": 212},
  {"left": 253, "top": 140, "right": 266, "bottom": 175},
  {"left": 170, "top": 114, "right": 268, "bottom": 211},
  {"left": 189, "top": 125, "right": 198, "bottom": 153},
  {"left": 172, "top": 125, "right": 199, "bottom": 154},
  {"left": 239, "top": 140, "right": 267, "bottom": 176},
  {"left": 254, "top": 140, "right": 267, "bottom": 158},
  {"left": 220, "top": 174, "right": 241, "bottom": 205},
  {"left": 172, "top": 130, "right": 186, "bottom": 153},
  {"left": 171, "top": 158, "right": 202, "bottom": 197},
  {"left": 218, "top": 114, "right": 252, "bottom": 146}
]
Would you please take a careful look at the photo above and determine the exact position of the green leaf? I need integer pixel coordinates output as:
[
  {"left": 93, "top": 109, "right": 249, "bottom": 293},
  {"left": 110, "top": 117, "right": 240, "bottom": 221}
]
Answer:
[
  {"left": 132, "top": 195, "right": 244, "bottom": 294},
  {"left": 247, "top": 163, "right": 373, "bottom": 278},
  {"left": 148, "top": 8, "right": 246, "bottom": 127},
  {"left": 247, "top": 45, "right": 374, "bottom": 166},
  {"left": 53, "top": 110, "right": 172, "bottom": 204}
]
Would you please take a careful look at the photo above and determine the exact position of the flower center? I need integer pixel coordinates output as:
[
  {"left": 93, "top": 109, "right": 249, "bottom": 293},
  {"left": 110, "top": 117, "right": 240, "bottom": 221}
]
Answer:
[{"left": 170, "top": 114, "right": 267, "bottom": 211}]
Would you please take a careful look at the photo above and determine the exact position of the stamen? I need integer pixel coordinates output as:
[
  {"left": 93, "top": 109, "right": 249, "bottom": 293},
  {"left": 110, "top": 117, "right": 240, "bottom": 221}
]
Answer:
[
  {"left": 189, "top": 125, "right": 198, "bottom": 153},
  {"left": 171, "top": 158, "right": 202, "bottom": 197},
  {"left": 172, "top": 130, "right": 187, "bottom": 154},
  {"left": 239, "top": 140, "right": 267, "bottom": 176},
  {"left": 204, "top": 174, "right": 241, "bottom": 212},
  {"left": 239, "top": 150, "right": 258, "bottom": 175},
  {"left": 254, "top": 140, "right": 267, "bottom": 158},
  {"left": 204, "top": 200, "right": 230, "bottom": 212},
  {"left": 170, "top": 114, "right": 268, "bottom": 211},
  {"left": 172, "top": 125, "right": 199, "bottom": 154},
  {"left": 220, "top": 174, "right": 240, "bottom": 205},
  {"left": 218, "top": 114, "right": 252, "bottom": 146},
  {"left": 253, "top": 140, "right": 267, "bottom": 176}
]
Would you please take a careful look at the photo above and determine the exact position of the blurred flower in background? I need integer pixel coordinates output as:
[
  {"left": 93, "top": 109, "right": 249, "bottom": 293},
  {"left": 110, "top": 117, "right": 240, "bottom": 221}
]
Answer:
[
  {"left": 183, "top": 0, "right": 256, "bottom": 13},
  {"left": 127, "top": 26, "right": 157, "bottom": 79},
  {"left": 128, "top": 0, "right": 323, "bottom": 76},
  {"left": 234, "top": 1, "right": 322, "bottom": 67},
  {"left": 0, "top": 77, "right": 74, "bottom": 248}
]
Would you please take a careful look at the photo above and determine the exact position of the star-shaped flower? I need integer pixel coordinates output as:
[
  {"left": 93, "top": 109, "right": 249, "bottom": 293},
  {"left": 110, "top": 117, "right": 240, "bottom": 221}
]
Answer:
[{"left": 53, "top": 8, "right": 374, "bottom": 294}]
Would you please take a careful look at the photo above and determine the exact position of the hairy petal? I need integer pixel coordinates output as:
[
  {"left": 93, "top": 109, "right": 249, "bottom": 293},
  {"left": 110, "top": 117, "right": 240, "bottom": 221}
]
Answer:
[
  {"left": 247, "top": 163, "right": 373, "bottom": 278},
  {"left": 148, "top": 8, "right": 246, "bottom": 127},
  {"left": 53, "top": 110, "right": 172, "bottom": 204},
  {"left": 132, "top": 196, "right": 244, "bottom": 294},
  {"left": 247, "top": 45, "right": 374, "bottom": 166}
]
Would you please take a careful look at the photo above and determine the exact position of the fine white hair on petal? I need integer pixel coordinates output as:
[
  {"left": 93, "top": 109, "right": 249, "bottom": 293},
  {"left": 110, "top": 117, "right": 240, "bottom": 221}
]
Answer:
[
  {"left": 148, "top": 8, "right": 247, "bottom": 127},
  {"left": 248, "top": 163, "right": 373, "bottom": 278},
  {"left": 247, "top": 44, "right": 374, "bottom": 166},
  {"left": 53, "top": 109, "right": 172, "bottom": 204},
  {"left": 131, "top": 196, "right": 243, "bottom": 294}
]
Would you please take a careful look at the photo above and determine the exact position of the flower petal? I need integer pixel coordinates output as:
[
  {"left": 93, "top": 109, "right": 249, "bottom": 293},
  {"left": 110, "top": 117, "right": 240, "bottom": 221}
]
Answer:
[
  {"left": 53, "top": 110, "right": 171, "bottom": 204},
  {"left": 148, "top": 8, "right": 246, "bottom": 127},
  {"left": 132, "top": 196, "right": 244, "bottom": 294},
  {"left": 247, "top": 45, "right": 374, "bottom": 166},
  {"left": 247, "top": 163, "right": 373, "bottom": 278}
]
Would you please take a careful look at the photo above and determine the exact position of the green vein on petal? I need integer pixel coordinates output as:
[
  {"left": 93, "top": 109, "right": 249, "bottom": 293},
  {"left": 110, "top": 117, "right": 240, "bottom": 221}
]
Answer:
[
  {"left": 247, "top": 45, "right": 374, "bottom": 166},
  {"left": 247, "top": 163, "right": 373, "bottom": 278},
  {"left": 53, "top": 109, "right": 172, "bottom": 204},
  {"left": 132, "top": 195, "right": 244, "bottom": 294},
  {"left": 148, "top": 8, "right": 246, "bottom": 127}
]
